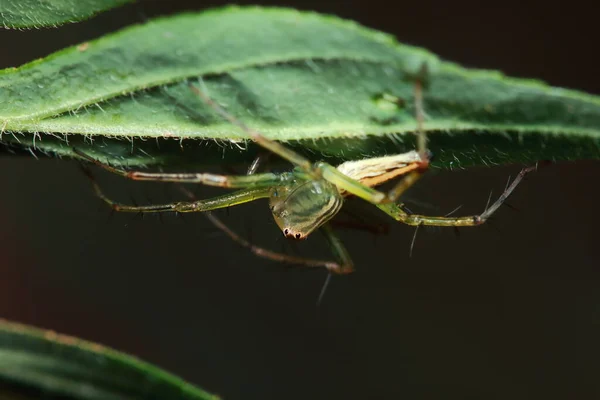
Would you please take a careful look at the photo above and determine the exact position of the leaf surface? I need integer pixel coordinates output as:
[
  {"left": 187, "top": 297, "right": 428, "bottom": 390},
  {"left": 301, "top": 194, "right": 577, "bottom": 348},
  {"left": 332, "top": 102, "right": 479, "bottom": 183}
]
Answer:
[
  {"left": 0, "top": 6, "right": 436, "bottom": 121},
  {"left": 0, "top": 0, "right": 133, "bottom": 29},
  {"left": 0, "top": 6, "right": 598, "bottom": 168}
]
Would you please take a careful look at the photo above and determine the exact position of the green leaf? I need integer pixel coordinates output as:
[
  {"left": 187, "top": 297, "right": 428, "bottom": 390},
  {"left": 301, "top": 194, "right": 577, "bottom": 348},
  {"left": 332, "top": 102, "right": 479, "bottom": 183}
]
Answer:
[
  {"left": 0, "top": 0, "right": 134, "bottom": 29},
  {"left": 0, "top": 6, "right": 599, "bottom": 168},
  {"left": 0, "top": 6, "right": 437, "bottom": 122},
  {"left": 0, "top": 319, "right": 219, "bottom": 400}
]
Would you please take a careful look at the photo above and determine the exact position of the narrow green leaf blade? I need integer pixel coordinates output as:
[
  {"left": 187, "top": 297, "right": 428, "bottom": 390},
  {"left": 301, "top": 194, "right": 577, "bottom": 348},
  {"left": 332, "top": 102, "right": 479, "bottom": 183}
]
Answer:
[
  {"left": 0, "top": 319, "right": 219, "bottom": 400},
  {"left": 0, "top": 0, "right": 134, "bottom": 29}
]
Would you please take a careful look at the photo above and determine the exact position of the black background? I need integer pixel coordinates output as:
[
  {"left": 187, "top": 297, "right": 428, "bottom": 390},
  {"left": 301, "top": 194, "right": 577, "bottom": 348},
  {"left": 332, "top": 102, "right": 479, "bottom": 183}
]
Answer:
[{"left": 1, "top": 1, "right": 599, "bottom": 399}]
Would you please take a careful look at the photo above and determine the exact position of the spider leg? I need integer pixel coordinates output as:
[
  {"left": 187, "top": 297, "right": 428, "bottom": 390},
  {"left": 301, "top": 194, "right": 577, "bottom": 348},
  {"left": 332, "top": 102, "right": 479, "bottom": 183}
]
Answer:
[
  {"left": 80, "top": 164, "right": 270, "bottom": 214},
  {"left": 203, "top": 212, "right": 351, "bottom": 274},
  {"left": 413, "top": 69, "right": 428, "bottom": 161},
  {"left": 320, "top": 223, "right": 354, "bottom": 274},
  {"left": 385, "top": 75, "right": 431, "bottom": 202},
  {"left": 74, "top": 148, "right": 288, "bottom": 189},
  {"left": 189, "top": 81, "right": 319, "bottom": 178},
  {"left": 316, "top": 224, "right": 356, "bottom": 305},
  {"left": 376, "top": 165, "right": 537, "bottom": 227}
]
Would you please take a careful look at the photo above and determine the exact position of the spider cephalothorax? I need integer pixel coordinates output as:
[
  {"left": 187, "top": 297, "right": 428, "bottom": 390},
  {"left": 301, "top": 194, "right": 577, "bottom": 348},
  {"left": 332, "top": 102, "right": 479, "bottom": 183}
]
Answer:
[{"left": 269, "top": 178, "right": 343, "bottom": 240}]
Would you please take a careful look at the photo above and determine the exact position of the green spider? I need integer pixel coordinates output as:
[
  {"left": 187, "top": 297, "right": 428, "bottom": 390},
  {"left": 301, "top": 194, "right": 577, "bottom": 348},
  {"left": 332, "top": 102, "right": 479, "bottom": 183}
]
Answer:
[{"left": 76, "top": 79, "right": 535, "bottom": 274}]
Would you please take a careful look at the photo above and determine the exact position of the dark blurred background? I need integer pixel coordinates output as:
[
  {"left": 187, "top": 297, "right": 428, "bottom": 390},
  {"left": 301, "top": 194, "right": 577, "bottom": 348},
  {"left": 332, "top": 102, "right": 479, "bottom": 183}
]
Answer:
[{"left": 1, "top": 1, "right": 599, "bottom": 399}]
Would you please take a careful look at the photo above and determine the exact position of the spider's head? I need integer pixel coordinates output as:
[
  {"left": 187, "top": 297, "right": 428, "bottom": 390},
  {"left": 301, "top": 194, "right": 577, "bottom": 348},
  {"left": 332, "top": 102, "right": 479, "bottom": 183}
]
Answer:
[{"left": 269, "top": 179, "right": 343, "bottom": 240}]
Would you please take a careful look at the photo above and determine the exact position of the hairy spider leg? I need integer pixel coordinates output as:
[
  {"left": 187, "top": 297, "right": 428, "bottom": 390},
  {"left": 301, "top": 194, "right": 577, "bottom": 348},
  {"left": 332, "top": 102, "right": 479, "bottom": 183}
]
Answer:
[
  {"left": 73, "top": 148, "right": 291, "bottom": 189},
  {"left": 377, "top": 165, "right": 538, "bottom": 227},
  {"left": 174, "top": 183, "right": 354, "bottom": 274},
  {"left": 203, "top": 212, "right": 353, "bottom": 274},
  {"left": 188, "top": 82, "right": 318, "bottom": 177},
  {"left": 79, "top": 162, "right": 273, "bottom": 213}
]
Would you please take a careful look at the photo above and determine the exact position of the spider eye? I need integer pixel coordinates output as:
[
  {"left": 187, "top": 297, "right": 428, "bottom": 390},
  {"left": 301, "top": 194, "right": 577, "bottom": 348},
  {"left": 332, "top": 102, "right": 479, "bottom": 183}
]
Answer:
[
  {"left": 284, "top": 228, "right": 289, "bottom": 235},
  {"left": 295, "top": 233, "right": 301, "bottom": 239}
]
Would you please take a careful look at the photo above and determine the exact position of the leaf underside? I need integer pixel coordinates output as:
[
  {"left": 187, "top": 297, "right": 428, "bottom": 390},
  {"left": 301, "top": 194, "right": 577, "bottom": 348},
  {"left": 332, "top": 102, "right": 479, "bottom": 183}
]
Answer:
[
  {"left": 0, "top": 0, "right": 134, "bottom": 29},
  {"left": 1, "top": 6, "right": 599, "bottom": 169},
  {"left": 0, "top": 319, "right": 218, "bottom": 400}
]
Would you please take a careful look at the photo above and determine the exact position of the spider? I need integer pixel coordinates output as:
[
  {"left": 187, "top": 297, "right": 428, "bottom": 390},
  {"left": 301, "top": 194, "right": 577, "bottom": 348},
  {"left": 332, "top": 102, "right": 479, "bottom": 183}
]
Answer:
[{"left": 76, "top": 77, "right": 535, "bottom": 274}]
